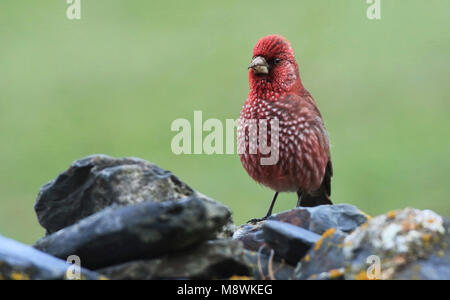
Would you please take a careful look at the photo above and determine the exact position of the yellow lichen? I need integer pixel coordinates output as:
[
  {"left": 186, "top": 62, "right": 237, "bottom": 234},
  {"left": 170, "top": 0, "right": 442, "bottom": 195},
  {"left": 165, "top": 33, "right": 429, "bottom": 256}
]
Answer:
[
  {"left": 229, "top": 275, "right": 252, "bottom": 280},
  {"left": 328, "top": 269, "right": 344, "bottom": 279},
  {"left": 387, "top": 211, "right": 396, "bottom": 219},
  {"left": 422, "top": 233, "right": 432, "bottom": 241},
  {"left": 360, "top": 210, "right": 372, "bottom": 220},
  {"left": 421, "top": 234, "right": 432, "bottom": 247},
  {"left": 360, "top": 222, "right": 369, "bottom": 229},
  {"left": 98, "top": 275, "right": 109, "bottom": 280},
  {"left": 354, "top": 270, "right": 370, "bottom": 280},
  {"left": 10, "top": 272, "right": 30, "bottom": 280},
  {"left": 303, "top": 255, "right": 310, "bottom": 262},
  {"left": 437, "top": 250, "right": 444, "bottom": 257},
  {"left": 308, "top": 274, "right": 318, "bottom": 280},
  {"left": 315, "top": 228, "right": 336, "bottom": 251}
]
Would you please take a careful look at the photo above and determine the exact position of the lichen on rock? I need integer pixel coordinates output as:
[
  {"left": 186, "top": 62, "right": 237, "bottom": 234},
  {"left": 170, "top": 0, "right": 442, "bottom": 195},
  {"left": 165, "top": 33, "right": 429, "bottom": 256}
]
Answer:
[{"left": 343, "top": 208, "right": 449, "bottom": 280}]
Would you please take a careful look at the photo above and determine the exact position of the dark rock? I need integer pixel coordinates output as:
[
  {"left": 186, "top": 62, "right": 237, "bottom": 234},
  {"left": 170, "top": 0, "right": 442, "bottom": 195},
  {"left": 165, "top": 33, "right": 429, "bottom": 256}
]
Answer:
[
  {"left": 30, "top": 154, "right": 449, "bottom": 280},
  {"left": 293, "top": 228, "right": 347, "bottom": 280},
  {"left": 262, "top": 221, "right": 321, "bottom": 265},
  {"left": 98, "top": 239, "right": 293, "bottom": 280},
  {"left": 304, "top": 204, "right": 368, "bottom": 234},
  {"left": 98, "top": 240, "right": 250, "bottom": 280},
  {"left": 0, "top": 234, "right": 103, "bottom": 280},
  {"left": 99, "top": 240, "right": 293, "bottom": 280},
  {"left": 34, "top": 154, "right": 233, "bottom": 237},
  {"left": 34, "top": 196, "right": 231, "bottom": 269},
  {"left": 233, "top": 204, "right": 367, "bottom": 255},
  {"left": 343, "top": 208, "right": 450, "bottom": 280}
]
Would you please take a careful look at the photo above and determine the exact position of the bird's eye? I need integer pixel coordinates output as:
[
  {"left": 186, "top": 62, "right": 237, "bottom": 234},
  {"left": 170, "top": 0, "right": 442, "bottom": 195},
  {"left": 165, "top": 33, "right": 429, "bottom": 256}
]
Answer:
[{"left": 273, "top": 58, "right": 282, "bottom": 65}]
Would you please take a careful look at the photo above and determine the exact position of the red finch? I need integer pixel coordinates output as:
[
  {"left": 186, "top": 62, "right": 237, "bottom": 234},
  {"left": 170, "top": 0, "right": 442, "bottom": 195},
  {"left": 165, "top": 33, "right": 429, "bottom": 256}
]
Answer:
[{"left": 237, "top": 35, "right": 333, "bottom": 221}]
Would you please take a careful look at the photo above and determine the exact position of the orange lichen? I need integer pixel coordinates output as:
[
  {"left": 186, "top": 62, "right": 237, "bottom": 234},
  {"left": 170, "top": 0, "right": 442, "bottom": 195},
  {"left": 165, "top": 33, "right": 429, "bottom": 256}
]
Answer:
[
  {"left": 315, "top": 228, "right": 336, "bottom": 251},
  {"left": 354, "top": 271, "right": 370, "bottom": 280},
  {"left": 229, "top": 275, "right": 252, "bottom": 280},
  {"left": 10, "top": 272, "right": 30, "bottom": 280},
  {"left": 402, "top": 221, "right": 416, "bottom": 231},
  {"left": 421, "top": 234, "right": 432, "bottom": 248},
  {"left": 422, "top": 234, "right": 432, "bottom": 242},
  {"left": 387, "top": 211, "right": 396, "bottom": 219},
  {"left": 328, "top": 269, "right": 344, "bottom": 279}
]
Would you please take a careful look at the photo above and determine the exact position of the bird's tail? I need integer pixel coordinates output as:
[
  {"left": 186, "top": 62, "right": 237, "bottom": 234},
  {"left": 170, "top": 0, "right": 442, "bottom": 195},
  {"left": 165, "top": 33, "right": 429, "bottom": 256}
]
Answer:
[{"left": 297, "top": 160, "right": 333, "bottom": 207}]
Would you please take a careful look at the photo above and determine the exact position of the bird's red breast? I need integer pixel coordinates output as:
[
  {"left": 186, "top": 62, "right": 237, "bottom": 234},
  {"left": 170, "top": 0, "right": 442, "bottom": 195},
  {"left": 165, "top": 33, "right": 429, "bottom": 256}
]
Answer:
[{"left": 238, "top": 35, "right": 331, "bottom": 194}]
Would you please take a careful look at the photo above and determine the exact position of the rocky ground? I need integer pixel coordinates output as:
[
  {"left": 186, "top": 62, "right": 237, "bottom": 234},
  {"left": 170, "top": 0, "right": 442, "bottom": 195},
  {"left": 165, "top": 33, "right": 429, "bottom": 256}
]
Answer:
[{"left": 1, "top": 155, "right": 449, "bottom": 280}]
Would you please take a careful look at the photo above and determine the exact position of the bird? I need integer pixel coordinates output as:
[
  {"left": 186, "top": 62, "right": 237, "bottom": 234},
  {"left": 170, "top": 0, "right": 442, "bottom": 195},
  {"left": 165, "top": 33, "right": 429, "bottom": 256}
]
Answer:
[{"left": 237, "top": 35, "right": 333, "bottom": 222}]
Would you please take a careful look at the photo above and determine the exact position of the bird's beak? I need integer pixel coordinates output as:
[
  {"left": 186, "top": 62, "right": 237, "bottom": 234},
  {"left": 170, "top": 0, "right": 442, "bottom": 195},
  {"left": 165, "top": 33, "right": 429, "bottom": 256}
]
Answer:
[{"left": 249, "top": 56, "right": 269, "bottom": 75}]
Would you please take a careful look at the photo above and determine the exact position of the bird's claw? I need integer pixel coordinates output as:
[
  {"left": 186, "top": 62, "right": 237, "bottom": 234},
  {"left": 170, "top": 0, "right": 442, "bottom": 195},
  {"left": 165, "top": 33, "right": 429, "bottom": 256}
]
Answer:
[{"left": 246, "top": 217, "right": 268, "bottom": 224}]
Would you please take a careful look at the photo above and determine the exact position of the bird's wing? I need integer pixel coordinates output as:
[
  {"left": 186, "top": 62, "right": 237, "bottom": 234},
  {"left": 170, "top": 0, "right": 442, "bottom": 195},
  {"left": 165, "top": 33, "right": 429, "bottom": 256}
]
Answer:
[{"left": 281, "top": 92, "right": 333, "bottom": 202}]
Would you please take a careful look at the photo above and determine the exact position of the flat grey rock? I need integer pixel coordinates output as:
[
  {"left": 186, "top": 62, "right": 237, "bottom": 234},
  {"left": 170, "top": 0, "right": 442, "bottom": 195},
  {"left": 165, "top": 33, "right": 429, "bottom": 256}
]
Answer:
[
  {"left": 304, "top": 204, "right": 368, "bottom": 234},
  {"left": 262, "top": 220, "right": 321, "bottom": 265},
  {"left": 0, "top": 234, "right": 103, "bottom": 280},
  {"left": 34, "top": 196, "right": 231, "bottom": 269}
]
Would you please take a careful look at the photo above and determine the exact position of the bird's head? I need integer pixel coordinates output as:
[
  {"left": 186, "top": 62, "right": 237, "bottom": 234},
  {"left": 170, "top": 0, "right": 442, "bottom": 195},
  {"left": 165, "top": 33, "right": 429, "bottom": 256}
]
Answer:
[{"left": 248, "top": 35, "right": 303, "bottom": 98}]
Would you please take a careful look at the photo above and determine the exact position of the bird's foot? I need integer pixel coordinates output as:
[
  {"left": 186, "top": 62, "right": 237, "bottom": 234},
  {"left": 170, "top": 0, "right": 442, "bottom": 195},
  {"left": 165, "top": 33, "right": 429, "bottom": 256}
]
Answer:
[{"left": 246, "top": 216, "right": 268, "bottom": 224}]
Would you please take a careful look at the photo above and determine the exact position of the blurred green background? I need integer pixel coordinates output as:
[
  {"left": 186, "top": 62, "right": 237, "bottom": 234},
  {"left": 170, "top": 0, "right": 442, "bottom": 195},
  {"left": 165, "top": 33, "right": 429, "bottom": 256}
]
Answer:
[{"left": 0, "top": 1, "right": 449, "bottom": 244}]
